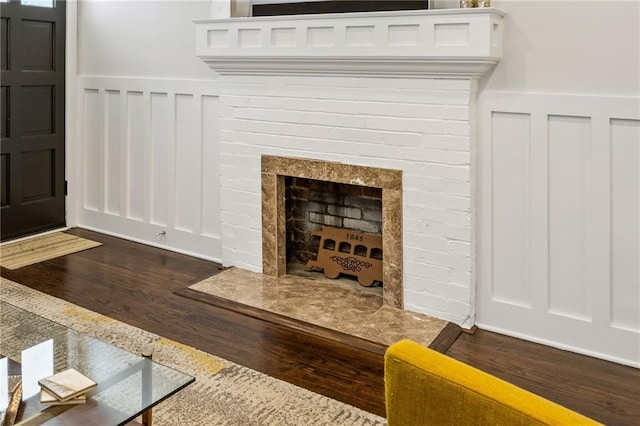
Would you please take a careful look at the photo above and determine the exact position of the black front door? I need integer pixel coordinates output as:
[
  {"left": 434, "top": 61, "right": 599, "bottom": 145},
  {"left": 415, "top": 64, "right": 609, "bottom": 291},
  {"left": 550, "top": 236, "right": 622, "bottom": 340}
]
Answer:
[{"left": 1, "top": 0, "right": 66, "bottom": 241}]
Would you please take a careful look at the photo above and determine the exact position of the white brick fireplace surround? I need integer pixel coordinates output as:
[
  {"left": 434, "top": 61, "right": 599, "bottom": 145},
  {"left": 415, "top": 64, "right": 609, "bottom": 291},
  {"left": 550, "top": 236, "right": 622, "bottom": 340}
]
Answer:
[{"left": 196, "top": 8, "right": 504, "bottom": 327}]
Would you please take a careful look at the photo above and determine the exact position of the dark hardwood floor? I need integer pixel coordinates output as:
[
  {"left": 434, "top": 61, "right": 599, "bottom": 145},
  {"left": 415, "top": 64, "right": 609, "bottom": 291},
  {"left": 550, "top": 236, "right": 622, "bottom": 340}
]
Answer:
[{"left": 2, "top": 228, "right": 639, "bottom": 424}]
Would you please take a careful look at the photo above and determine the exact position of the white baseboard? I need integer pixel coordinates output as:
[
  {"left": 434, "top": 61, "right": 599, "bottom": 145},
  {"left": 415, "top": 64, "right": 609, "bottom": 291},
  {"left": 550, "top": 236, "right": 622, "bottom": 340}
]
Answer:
[{"left": 476, "top": 322, "right": 640, "bottom": 369}]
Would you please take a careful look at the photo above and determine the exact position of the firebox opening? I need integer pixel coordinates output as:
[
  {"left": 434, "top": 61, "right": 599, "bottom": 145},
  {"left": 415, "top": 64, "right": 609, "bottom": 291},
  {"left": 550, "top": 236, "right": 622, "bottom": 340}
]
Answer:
[{"left": 285, "top": 176, "right": 383, "bottom": 288}]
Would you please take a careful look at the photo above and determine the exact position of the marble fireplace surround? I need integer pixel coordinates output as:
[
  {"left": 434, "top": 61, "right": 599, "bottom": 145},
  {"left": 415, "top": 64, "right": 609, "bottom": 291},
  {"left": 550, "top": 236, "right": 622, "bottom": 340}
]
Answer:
[{"left": 261, "top": 155, "right": 404, "bottom": 309}]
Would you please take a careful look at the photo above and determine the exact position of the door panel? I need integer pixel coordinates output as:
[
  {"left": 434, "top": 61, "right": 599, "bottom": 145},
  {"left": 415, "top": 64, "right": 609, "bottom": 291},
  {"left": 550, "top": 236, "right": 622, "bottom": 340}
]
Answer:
[
  {"left": 21, "top": 19, "right": 55, "bottom": 71},
  {"left": 1, "top": 17, "right": 8, "bottom": 70},
  {"left": 21, "top": 85, "right": 54, "bottom": 135},
  {"left": 1, "top": 0, "right": 65, "bottom": 241},
  {"left": 0, "top": 86, "right": 8, "bottom": 137},
  {"left": 0, "top": 154, "right": 8, "bottom": 206}
]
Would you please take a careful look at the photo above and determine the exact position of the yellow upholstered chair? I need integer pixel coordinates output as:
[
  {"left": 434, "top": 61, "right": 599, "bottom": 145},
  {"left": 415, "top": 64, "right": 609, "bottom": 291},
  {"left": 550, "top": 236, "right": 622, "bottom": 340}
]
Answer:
[{"left": 384, "top": 339, "right": 601, "bottom": 426}]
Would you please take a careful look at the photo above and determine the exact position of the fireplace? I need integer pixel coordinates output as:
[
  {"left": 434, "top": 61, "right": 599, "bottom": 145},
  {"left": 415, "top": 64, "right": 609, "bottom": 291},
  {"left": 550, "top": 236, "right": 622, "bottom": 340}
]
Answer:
[
  {"left": 261, "top": 155, "right": 403, "bottom": 308},
  {"left": 196, "top": 8, "right": 503, "bottom": 327},
  {"left": 285, "top": 176, "right": 383, "bottom": 267}
]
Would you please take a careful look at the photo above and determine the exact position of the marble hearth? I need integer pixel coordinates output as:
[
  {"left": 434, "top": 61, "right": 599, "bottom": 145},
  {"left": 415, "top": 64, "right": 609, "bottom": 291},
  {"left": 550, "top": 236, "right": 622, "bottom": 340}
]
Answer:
[{"left": 186, "top": 267, "right": 451, "bottom": 348}]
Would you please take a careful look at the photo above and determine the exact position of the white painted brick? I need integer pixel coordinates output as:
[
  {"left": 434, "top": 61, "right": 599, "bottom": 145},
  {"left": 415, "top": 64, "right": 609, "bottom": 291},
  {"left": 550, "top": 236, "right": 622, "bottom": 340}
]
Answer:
[
  {"left": 420, "top": 250, "right": 471, "bottom": 271},
  {"left": 221, "top": 211, "right": 261, "bottom": 229},
  {"left": 220, "top": 188, "right": 259, "bottom": 205},
  {"left": 396, "top": 78, "right": 437, "bottom": 90},
  {"left": 404, "top": 274, "right": 439, "bottom": 291},
  {"left": 404, "top": 190, "right": 448, "bottom": 209},
  {"left": 404, "top": 204, "right": 447, "bottom": 222},
  {"left": 221, "top": 95, "right": 249, "bottom": 107},
  {"left": 423, "top": 163, "right": 470, "bottom": 181},
  {"left": 334, "top": 113, "right": 367, "bottom": 128},
  {"left": 399, "top": 147, "right": 448, "bottom": 164},
  {"left": 409, "top": 119, "right": 446, "bottom": 135},
  {"left": 449, "top": 240, "right": 471, "bottom": 256},
  {"left": 218, "top": 105, "right": 235, "bottom": 118},
  {"left": 381, "top": 132, "right": 421, "bottom": 147},
  {"left": 446, "top": 91, "right": 472, "bottom": 105},
  {"left": 220, "top": 175, "right": 256, "bottom": 193},
  {"left": 399, "top": 161, "right": 427, "bottom": 174},
  {"left": 332, "top": 141, "right": 401, "bottom": 160},
  {"left": 404, "top": 218, "right": 423, "bottom": 233},
  {"left": 447, "top": 181, "right": 471, "bottom": 197},
  {"left": 420, "top": 134, "right": 470, "bottom": 151},
  {"left": 387, "top": 103, "right": 440, "bottom": 119},
  {"left": 449, "top": 270, "right": 472, "bottom": 287},
  {"left": 445, "top": 120, "right": 471, "bottom": 136},
  {"left": 332, "top": 127, "right": 384, "bottom": 144},
  {"left": 445, "top": 299, "right": 473, "bottom": 320},
  {"left": 404, "top": 260, "right": 450, "bottom": 282},
  {"left": 281, "top": 98, "right": 325, "bottom": 112},
  {"left": 364, "top": 116, "right": 411, "bottom": 132},
  {"left": 423, "top": 222, "right": 471, "bottom": 242},
  {"left": 403, "top": 175, "right": 447, "bottom": 193},
  {"left": 365, "top": 101, "right": 393, "bottom": 116},
  {"left": 404, "top": 233, "right": 449, "bottom": 253},
  {"left": 220, "top": 164, "right": 255, "bottom": 179},
  {"left": 446, "top": 210, "right": 471, "bottom": 228},
  {"left": 246, "top": 96, "right": 283, "bottom": 109},
  {"left": 447, "top": 195, "right": 471, "bottom": 211},
  {"left": 420, "top": 280, "right": 471, "bottom": 303},
  {"left": 405, "top": 291, "right": 449, "bottom": 313},
  {"left": 216, "top": 74, "right": 477, "bottom": 327},
  {"left": 220, "top": 153, "right": 259, "bottom": 168},
  {"left": 219, "top": 129, "right": 235, "bottom": 143},
  {"left": 322, "top": 100, "right": 361, "bottom": 114},
  {"left": 442, "top": 106, "right": 470, "bottom": 120},
  {"left": 447, "top": 151, "right": 471, "bottom": 165}
]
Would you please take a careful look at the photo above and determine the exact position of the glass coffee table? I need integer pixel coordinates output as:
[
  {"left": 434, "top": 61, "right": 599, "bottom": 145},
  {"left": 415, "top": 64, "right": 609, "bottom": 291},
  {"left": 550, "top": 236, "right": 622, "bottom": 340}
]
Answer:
[{"left": 0, "top": 301, "right": 194, "bottom": 425}]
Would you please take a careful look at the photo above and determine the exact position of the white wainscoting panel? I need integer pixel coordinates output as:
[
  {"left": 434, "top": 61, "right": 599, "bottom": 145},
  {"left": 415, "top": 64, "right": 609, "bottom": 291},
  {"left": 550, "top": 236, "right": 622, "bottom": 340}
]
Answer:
[
  {"left": 76, "top": 77, "right": 221, "bottom": 261},
  {"left": 478, "top": 92, "right": 640, "bottom": 367}
]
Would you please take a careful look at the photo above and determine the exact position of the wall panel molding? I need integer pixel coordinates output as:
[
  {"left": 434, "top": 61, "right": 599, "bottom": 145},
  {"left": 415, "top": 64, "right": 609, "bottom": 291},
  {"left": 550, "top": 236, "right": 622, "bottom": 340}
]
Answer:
[
  {"left": 478, "top": 91, "right": 640, "bottom": 367},
  {"left": 75, "top": 76, "right": 222, "bottom": 262}
]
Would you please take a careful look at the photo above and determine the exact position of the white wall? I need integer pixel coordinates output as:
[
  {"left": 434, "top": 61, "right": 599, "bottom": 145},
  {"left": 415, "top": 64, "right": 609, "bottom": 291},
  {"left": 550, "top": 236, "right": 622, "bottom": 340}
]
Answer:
[
  {"left": 78, "top": 0, "right": 212, "bottom": 79},
  {"left": 433, "top": 0, "right": 639, "bottom": 96},
  {"left": 478, "top": 92, "right": 640, "bottom": 367},
  {"left": 73, "top": 1, "right": 222, "bottom": 260},
  {"left": 474, "top": 1, "right": 640, "bottom": 366},
  {"left": 481, "top": 0, "right": 639, "bottom": 95}
]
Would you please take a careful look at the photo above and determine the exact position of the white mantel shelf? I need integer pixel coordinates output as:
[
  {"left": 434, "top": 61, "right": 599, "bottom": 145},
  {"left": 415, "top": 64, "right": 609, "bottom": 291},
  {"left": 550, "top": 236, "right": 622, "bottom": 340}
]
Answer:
[{"left": 195, "top": 8, "right": 504, "bottom": 78}]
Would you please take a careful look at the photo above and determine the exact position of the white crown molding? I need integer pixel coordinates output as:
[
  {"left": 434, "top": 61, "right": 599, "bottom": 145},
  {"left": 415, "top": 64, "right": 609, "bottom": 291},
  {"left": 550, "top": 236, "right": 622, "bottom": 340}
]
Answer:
[{"left": 196, "top": 8, "right": 504, "bottom": 78}]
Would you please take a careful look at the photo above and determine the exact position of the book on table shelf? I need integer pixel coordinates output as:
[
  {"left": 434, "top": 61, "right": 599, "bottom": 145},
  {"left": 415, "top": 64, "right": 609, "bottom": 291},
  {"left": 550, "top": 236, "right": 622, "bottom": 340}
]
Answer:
[
  {"left": 37, "top": 368, "right": 97, "bottom": 403},
  {"left": 40, "top": 389, "right": 87, "bottom": 405}
]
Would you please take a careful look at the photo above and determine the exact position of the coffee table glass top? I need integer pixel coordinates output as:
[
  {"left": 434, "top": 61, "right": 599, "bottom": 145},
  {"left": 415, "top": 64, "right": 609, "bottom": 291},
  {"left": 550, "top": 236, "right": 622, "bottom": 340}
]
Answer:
[{"left": 0, "top": 301, "right": 194, "bottom": 425}]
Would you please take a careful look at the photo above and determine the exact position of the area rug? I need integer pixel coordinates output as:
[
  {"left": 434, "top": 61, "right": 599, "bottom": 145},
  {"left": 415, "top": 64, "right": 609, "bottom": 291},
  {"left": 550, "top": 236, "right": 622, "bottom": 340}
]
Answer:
[
  {"left": 0, "top": 278, "right": 386, "bottom": 425},
  {"left": 0, "top": 232, "right": 102, "bottom": 270},
  {"left": 183, "top": 267, "right": 451, "bottom": 348}
]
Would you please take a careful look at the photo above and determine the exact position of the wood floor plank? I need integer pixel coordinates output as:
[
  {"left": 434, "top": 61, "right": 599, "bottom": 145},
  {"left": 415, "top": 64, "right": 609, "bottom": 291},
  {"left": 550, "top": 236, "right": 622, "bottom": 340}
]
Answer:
[
  {"left": 446, "top": 330, "right": 640, "bottom": 425},
  {"left": 2, "top": 228, "right": 639, "bottom": 424},
  {"left": 1, "top": 229, "right": 387, "bottom": 416}
]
